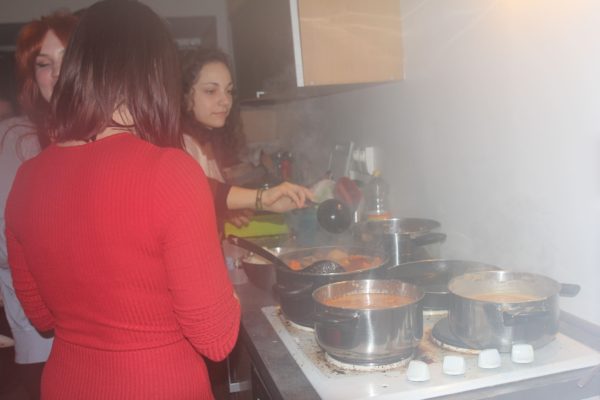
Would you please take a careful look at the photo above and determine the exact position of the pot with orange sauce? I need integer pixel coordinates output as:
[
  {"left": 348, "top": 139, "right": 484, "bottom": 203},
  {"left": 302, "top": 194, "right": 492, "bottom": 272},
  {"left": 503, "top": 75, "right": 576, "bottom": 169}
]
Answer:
[
  {"left": 447, "top": 271, "right": 580, "bottom": 352},
  {"left": 312, "top": 279, "right": 424, "bottom": 365},
  {"left": 274, "top": 246, "right": 388, "bottom": 328}
]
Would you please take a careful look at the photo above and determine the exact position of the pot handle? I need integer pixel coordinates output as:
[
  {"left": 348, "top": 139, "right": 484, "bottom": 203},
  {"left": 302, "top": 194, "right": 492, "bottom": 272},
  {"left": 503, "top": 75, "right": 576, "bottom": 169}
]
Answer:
[
  {"left": 559, "top": 283, "right": 580, "bottom": 297},
  {"left": 502, "top": 307, "right": 550, "bottom": 326},
  {"left": 273, "top": 282, "right": 313, "bottom": 298},
  {"left": 313, "top": 310, "right": 359, "bottom": 326},
  {"left": 412, "top": 232, "right": 447, "bottom": 247}
]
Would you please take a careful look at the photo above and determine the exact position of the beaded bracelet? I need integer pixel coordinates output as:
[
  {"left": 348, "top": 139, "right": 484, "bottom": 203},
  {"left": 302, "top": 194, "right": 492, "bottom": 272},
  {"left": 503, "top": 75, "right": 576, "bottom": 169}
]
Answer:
[{"left": 255, "top": 187, "right": 265, "bottom": 210}]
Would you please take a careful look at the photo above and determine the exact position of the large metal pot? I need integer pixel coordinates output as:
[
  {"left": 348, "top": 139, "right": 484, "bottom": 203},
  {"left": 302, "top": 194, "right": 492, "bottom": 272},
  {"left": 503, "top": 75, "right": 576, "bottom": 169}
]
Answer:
[
  {"left": 447, "top": 271, "right": 580, "bottom": 352},
  {"left": 386, "top": 259, "right": 500, "bottom": 311},
  {"left": 312, "top": 279, "right": 424, "bottom": 365},
  {"left": 355, "top": 218, "right": 446, "bottom": 265},
  {"left": 274, "top": 246, "right": 388, "bottom": 328}
]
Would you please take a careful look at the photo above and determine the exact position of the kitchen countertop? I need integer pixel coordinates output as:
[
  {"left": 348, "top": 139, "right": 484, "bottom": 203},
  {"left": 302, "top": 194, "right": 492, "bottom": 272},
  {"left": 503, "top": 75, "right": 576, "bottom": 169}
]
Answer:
[{"left": 235, "top": 279, "right": 600, "bottom": 400}]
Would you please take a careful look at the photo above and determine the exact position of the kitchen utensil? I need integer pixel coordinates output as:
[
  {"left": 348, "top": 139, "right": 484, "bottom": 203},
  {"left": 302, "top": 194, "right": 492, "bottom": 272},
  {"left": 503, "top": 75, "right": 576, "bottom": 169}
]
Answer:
[
  {"left": 312, "top": 279, "right": 424, "bottom": 365},
  {"left": 228, "top": 235, "right": 344, "bottom": 273},
  {"left": 355, "top": 218, "right": 446, "bottom": 265},
  {"left": 315, "top": 198, "right": 352, "bottom": 233},
  {"left": 386, "top": 259, "right": 501, "bottom": 311},
  {"left": 447, "top": 270, "right": 581, "bottom": 351},
  {"left": 274, "top": 246, "right": 388, "bottom": 327}
]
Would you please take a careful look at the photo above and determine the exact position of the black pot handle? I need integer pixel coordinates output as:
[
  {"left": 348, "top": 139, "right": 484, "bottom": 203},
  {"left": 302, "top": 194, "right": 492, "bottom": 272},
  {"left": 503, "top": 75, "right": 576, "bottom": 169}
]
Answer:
[
  {"left": 502, "top": 307, "right": 550, "bottom": 326},
  {"left": 559, "top": 283, "right": 580, "bottom": 297},
  {"left": 273, "top": 282, "right": 313, "bottom": 298},
  {"left": 313, "top": 310, "right": 359, "bottom": 326},
  {"left": 412, "top": 232, "right": 447, "bottom": 247}
]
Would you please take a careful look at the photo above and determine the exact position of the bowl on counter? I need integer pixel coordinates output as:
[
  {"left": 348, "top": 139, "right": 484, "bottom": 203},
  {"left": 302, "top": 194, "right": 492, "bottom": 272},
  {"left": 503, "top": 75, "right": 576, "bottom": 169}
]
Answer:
[{"left": 240, "top": 243, "right": 296, "bottom": 293}]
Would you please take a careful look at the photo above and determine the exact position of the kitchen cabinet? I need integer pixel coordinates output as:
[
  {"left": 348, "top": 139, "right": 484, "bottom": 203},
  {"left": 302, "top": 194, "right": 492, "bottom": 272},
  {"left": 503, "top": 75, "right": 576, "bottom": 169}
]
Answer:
[{"left": 226, "top": 0, "right": 404, "bottom": 102}]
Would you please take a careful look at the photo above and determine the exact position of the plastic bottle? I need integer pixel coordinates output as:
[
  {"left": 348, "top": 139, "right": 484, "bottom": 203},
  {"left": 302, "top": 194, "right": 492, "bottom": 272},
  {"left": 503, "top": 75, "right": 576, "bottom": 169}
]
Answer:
[{"left": 365, "top": 170, "right": 391, "bottom": 220}]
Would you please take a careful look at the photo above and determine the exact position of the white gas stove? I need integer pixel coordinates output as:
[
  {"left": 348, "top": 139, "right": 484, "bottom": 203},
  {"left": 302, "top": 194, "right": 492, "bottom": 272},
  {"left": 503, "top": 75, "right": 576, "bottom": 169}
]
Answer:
[{"left": 262, "top": 306, "right": 600, "bottom": 400}]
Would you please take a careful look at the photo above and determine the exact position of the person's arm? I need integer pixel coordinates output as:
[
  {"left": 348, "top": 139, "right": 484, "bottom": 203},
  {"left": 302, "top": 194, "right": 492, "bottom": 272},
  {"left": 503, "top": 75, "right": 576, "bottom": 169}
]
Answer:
[
  {"left": 156, "top": 151, "right": 240, "bottom": 361},
  {"left": 6, "top": 227, "right": 55, "bottom": 332},
  {"left": 226, "top": 181, "right": 314, "bottom": 213}
]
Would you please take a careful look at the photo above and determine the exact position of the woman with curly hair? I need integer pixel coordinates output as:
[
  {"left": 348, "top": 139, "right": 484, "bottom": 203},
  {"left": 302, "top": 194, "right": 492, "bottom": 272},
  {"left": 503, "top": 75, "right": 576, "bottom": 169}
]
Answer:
[{"left": 180, "top": 46, "right": 313, "bottom": 229}]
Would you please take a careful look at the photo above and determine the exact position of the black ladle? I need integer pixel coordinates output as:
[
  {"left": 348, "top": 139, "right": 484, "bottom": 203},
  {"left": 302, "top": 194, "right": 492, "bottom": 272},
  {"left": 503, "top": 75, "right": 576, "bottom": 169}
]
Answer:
[
  {"left": 227, "top": 235, "right": 345, "bottom": 273},
  {"left": 314, "top": 198, "right": 352, "bottom": 234}
]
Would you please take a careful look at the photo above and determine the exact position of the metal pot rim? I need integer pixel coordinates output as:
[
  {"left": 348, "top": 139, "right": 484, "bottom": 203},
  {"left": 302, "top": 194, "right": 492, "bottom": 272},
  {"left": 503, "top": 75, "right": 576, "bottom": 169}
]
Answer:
[
  {"left": 447, "top": 270, "right": 561, "bottom": 302},
  {"left": 312, "top": 279, "right": 425, "bottom": 309}
]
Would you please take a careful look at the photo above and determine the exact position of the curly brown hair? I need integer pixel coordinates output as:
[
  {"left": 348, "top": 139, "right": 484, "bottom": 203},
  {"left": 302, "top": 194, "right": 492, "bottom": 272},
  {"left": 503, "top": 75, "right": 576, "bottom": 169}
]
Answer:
[{"left": 180, "top": 46, "right": 245, "bottom": 167}]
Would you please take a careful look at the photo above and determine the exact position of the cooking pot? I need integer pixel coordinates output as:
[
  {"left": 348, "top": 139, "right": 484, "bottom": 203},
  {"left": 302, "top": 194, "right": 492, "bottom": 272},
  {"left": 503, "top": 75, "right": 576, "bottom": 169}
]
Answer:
[
  {"left": 447, "top": 271, "right": 580, "bottom": 352},
  {"left": 312, "top": 279, "right": 424, "bottom": 365},
  {"left": 354, "top": 218, "right": 446, "bottom": 265},
  {"left": 386, "top": 259, "right": 500, "bottom": 311},
  {"left": 274, "top": 246, "right": 389, "bottom": 328}
]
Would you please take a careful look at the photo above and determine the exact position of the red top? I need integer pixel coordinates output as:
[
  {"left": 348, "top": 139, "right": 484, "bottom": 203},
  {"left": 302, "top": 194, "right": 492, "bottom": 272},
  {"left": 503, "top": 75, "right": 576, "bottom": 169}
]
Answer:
[{"left": 5, "top": 133, "right": 240, "bottom": 399}]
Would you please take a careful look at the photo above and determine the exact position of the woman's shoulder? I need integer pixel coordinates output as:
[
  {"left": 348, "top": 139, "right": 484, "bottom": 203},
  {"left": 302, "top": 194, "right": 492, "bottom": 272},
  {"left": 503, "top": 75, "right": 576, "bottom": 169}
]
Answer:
[
  {"left": 0, "top": 116, "right": 39, "bottom": 160},
  {"left": 0, "top": 116, "right": 36, "bottom": 139}
]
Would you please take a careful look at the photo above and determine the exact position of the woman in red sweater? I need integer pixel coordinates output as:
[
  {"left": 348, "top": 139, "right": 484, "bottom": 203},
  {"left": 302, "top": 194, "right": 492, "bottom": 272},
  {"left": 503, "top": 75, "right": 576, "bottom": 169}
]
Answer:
[{"left": 5, "top": 1, "right": 240, "bottom": 399}]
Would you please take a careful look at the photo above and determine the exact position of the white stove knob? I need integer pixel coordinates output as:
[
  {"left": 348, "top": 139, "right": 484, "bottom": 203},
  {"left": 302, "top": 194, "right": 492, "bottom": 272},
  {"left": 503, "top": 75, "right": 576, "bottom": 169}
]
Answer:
[
  {"left": 443, "top": 355, "right": 466, "bottom": 375},
  {"left": 478, "top": 348, "right": 501, "bottom": 369},
  {"left": 511, "top": 344, "right": 534, "bottom": 364},
  {"left": 406, "top": 360, "right": 430, "bottom": 382}
]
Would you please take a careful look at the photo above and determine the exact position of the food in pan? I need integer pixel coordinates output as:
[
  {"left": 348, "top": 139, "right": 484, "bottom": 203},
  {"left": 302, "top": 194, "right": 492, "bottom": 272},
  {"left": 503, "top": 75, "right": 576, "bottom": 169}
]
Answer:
[
  {"left": 323, "top": 292, "right": 414, "bottom": 309},
  {"left": 286, "top": 248, "right": 382, "bottom": 272}
]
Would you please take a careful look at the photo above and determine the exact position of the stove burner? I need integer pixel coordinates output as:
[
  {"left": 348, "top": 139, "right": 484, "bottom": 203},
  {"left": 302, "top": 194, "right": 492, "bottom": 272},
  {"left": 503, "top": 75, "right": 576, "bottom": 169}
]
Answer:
[
  {"left": 286, "top": 318, "right": 315, "bottom": 332},
  {"left": 276, "top": 309, "right": 315, "bottom": 332},
  {"left": 431, "top": 317, "right": 480, "bottom": 354},
  {"left": 324, "top": 352, "right": 412, "bottom": 371}
]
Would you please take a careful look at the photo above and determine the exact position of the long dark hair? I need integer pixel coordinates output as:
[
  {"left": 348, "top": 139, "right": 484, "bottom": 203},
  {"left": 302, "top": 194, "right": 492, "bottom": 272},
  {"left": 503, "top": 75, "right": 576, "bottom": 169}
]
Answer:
[
  {"left": 49, "top": 0, "right": 182, "bottom": 148},
  {"left": 180, "top": 46, "right": 244, "bottom": 166}
]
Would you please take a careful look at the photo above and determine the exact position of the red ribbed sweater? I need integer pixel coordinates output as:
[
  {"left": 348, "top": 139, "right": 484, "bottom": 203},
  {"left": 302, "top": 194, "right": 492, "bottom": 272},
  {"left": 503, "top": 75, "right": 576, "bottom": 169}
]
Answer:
[{"left": 5, "top": 133, "right": 240, "bottom": 399}]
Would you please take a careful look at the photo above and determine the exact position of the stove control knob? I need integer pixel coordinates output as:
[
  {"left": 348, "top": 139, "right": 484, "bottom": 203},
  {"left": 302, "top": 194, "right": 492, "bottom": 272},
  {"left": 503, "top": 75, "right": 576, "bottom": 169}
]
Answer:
[
  {"left": 478, "top": 348, "right": 502, "bottom": 369},
  {"left": 443, "top": 355, "right": 466, "bottom": 375},
  {"left": 511, "top": 344, "right": 534, "bottom": 364},
  {"left": 406, "top": 360, "right": 430, "bottom": 382}
]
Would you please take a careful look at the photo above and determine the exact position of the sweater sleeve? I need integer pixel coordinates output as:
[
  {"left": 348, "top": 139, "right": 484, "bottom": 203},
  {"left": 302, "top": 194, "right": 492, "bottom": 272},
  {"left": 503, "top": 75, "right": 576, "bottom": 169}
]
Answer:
[
  {"left": 154, "top": 150, "right": 240, "bottom": 361},
  {"left": 5, "top": 226, "right": 55, "bottom": 332}
]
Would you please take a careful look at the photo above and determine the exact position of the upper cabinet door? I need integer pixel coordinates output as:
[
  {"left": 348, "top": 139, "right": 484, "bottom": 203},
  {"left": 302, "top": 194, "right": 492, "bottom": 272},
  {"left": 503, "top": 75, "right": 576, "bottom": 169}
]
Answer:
[
  {"left": 293, "top": 0, "right": 403, "bottom": 87},
  {"left": 227, "top": 0, "right": 403, "bottom": 102}
]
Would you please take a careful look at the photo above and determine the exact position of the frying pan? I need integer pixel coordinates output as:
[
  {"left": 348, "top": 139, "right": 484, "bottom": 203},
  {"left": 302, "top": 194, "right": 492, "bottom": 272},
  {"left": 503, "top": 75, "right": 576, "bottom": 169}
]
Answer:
[{"left": 385, "top": 259, "right": 500, "bottom": 311}]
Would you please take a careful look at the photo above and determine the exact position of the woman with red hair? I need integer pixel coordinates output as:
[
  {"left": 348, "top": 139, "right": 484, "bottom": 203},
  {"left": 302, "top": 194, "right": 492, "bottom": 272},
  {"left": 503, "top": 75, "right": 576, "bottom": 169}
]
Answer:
[{"left": 0, "top": 11, "right": 77, "bottom": 400}]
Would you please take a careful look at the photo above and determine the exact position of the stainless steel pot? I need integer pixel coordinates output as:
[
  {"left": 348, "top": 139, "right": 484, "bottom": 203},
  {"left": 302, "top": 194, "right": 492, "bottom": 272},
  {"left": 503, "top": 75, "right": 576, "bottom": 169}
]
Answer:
[
  {"left": 355, "top": 218, "right": 446, "bottom": 265},
  {"left": 386, "top": 259, "right": 500, "bottom": 311},
  {"left": 447, "top": 271, "right": 580, "bottom": 352},
  {"left": 312, "top": 279, "right": 424, "bottom": 365},
  {"left": 274, "top": 246, "right": 389, "bottom": 328}
]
